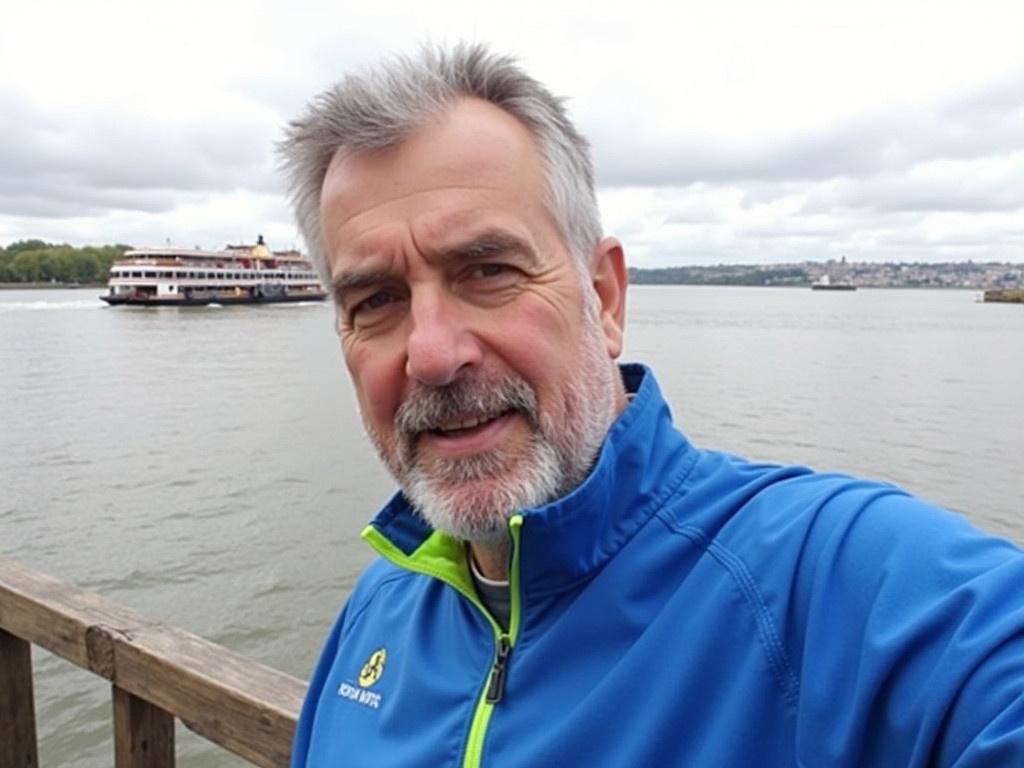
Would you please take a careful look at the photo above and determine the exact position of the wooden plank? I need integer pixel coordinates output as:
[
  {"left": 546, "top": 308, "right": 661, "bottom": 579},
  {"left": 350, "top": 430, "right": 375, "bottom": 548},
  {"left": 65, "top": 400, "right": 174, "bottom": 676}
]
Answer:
[
  {"left": 112, "top": 625, "right": 301, "bottom": 767},
  {"left": 112, "top": 686, "right": 174, "bottom": 768},
  {"left": 0, "top": 558, "right": 136, "bottom": 673},
  {"left": 0, "top": 558, "right": 306, "bottom": 767},
  {"left": 0, "top": 629, "right": 39, "bottom": 768}
]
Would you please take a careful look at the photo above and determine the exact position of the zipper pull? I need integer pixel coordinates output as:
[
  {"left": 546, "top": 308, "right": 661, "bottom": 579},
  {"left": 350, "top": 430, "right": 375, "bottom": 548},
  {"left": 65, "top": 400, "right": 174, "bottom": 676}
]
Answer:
[{"left": 485, "top": 635, "right": 512, "bottom": 704}]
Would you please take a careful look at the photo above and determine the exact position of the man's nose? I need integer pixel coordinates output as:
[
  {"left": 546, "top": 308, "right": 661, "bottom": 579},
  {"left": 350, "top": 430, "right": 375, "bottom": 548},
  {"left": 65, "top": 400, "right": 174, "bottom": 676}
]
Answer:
[{"left": 405, "top": 290, "right": 482, "bottom": 386}]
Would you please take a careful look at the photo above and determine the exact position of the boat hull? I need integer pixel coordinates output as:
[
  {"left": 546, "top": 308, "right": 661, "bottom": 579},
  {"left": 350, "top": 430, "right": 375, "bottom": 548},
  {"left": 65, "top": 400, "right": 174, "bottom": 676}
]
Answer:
[{"left": 100, "top": 293, "right": 327, "bottom": 307}]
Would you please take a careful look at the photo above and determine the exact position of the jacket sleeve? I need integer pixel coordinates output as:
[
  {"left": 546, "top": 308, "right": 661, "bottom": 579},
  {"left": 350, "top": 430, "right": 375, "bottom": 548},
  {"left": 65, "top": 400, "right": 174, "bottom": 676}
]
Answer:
[{"left": 794, "top": 487, "right": 1024, "bottom": 766}]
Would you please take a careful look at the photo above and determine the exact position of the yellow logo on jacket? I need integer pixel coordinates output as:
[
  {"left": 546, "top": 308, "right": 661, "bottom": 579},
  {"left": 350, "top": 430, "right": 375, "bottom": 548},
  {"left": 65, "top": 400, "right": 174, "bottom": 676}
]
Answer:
[{"left": 358, "top": 648, "right": 387, "bottom": 688}]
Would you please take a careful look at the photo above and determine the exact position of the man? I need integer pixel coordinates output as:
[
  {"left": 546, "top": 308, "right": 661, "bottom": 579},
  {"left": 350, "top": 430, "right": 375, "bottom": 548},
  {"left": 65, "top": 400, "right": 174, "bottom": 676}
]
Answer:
[{"left": 279, "top": 44, "right": 1024, "bottom": 767}]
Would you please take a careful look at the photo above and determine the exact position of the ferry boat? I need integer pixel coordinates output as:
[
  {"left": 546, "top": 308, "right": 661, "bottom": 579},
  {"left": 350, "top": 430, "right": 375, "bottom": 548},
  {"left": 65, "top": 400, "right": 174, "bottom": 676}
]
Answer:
[
  {"left": 810, "top": 274, "right": 856, "bottom": 291},
  {"left": 100, "top": 236, "right": 327, "bottom": 306}
]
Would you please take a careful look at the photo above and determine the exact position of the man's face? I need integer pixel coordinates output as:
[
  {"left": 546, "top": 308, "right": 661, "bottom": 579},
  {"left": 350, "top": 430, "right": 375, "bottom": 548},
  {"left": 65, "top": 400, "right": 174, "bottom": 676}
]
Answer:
[{"left": 320, "top": 98, "right": 627, "bottom": 541}]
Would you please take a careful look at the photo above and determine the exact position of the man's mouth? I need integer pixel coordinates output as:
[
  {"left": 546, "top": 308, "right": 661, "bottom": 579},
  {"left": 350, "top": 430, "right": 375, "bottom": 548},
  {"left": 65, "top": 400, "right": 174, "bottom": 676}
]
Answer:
[
  {"left": 393, "top": 376, "right": 538, "bottom": 464},
  {"left": 427, "top": 409, "right": 512, "bottom": 437}
]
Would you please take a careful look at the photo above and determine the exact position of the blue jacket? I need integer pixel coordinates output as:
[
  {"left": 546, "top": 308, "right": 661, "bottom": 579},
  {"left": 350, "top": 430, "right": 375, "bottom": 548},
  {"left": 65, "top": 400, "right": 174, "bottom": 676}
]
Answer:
[{"left": 292, "top": 365, "right": 1024, "bottom": 767}]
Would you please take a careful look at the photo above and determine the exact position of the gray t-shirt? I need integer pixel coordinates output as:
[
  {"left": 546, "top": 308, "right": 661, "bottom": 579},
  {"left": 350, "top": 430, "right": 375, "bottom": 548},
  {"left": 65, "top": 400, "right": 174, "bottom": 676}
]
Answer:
[{"left": 469, "top": 556, "right": 511, "bottom": 632}]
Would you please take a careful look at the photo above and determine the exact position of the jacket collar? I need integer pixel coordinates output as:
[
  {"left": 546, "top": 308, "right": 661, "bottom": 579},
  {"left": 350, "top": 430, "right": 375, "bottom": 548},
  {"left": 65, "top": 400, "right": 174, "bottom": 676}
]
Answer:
[{"left": 365, "top": 364, "right": 699, "bottom": 598}]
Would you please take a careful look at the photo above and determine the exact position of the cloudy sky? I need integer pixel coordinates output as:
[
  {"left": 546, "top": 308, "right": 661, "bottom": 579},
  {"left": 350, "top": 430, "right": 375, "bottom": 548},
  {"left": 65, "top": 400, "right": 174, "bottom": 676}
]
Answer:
[{"left": 2, "top": 0, "right": 1021, "bottom": 266}]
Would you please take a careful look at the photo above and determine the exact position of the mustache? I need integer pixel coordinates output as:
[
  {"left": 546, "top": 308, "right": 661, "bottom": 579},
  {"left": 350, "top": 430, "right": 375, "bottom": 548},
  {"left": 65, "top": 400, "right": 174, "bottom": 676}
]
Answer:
[{"left": 394, "top": 375, "right": 537, "bottom": 436}]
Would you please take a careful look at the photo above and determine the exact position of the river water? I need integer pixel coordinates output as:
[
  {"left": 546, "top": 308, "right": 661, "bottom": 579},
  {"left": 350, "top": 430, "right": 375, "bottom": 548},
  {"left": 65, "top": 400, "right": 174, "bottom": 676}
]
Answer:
[{"left": 1, "top": 286, "right": 1022, "bottom": 765}]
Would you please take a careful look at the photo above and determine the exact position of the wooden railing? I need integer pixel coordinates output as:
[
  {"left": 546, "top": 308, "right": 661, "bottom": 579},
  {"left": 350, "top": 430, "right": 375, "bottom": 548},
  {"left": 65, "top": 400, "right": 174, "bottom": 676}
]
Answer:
[{"left": 0, "top": 558, "right": 306, "bottom": 767}]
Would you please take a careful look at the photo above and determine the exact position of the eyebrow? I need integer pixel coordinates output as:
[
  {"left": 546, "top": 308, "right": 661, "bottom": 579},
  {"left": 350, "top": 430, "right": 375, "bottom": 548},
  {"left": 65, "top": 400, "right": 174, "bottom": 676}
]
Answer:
[
  {"left": 435, "top": 231, "right": 539, "bottom": 268},
  {"left": 332, "top": 269, "right": 392, "bottom": 298},
  {"left": 331, "top": 231, "right": 539, "bottom": 305}
]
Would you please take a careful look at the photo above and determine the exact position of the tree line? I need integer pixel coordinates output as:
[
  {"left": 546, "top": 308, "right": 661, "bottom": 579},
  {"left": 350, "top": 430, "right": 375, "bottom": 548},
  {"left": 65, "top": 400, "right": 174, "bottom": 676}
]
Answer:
[
  {"left": 0, "top": 240, "right": 132, "bottom": 284},
  {"left": 629, "top": 265, "right": 811, "bottom": 286}
]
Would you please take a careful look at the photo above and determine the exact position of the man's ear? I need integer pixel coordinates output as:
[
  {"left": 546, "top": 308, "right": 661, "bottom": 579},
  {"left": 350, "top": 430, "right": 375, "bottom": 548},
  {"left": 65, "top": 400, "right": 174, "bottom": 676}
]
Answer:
[{"left": 590, "top": 236, "right": 627, "bottom": 359}]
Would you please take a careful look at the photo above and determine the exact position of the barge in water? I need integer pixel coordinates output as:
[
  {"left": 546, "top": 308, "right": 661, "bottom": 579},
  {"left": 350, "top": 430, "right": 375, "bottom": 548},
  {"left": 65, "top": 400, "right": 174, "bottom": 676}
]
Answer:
[
  {"left": 100, "top": 236, "right": 327, "bottom": 306},
  {"left": 983, "top": 288, "right": 1024, "bottom": 304}
]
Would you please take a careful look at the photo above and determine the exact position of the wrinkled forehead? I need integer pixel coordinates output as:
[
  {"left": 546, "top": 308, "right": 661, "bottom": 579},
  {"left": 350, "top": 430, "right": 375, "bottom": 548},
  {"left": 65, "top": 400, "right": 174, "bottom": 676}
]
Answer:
[{"left": 319, "top": 99, "right": 551, "bottom": 235}]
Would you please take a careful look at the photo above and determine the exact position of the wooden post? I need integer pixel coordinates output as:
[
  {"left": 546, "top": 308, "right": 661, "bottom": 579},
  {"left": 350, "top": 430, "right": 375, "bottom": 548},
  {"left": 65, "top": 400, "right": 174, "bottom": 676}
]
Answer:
[
  {"left": 112, "top": 685, "right": 175, "bottom": 768},
  {"left": 0, "top": 628, "right": 39, "bottom": 768}
]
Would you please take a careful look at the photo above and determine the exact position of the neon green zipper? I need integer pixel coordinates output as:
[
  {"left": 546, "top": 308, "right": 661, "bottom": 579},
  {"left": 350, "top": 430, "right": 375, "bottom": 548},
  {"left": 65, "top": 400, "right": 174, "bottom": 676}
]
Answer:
[
  {"left": 461, "top": 515, "right": 523, "bottom": 768},
  {"left": 361, "top": 515, "right": 524, "bottom": 768}
]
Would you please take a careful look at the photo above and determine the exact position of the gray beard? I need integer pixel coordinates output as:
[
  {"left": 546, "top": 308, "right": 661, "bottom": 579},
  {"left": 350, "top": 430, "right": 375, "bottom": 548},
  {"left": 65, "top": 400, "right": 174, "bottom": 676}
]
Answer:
[
  {"left": 403, "top": 427, "right": 564, "bottom": 542},
  {"left": 366, "top": 317, "right": 619, "bottom": 542}
]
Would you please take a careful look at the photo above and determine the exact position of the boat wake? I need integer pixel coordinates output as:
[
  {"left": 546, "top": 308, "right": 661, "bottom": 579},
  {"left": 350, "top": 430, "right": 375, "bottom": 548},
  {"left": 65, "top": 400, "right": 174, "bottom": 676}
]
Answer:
[{"left": 0, "top": 300, "right": 100, "bottom": 313}]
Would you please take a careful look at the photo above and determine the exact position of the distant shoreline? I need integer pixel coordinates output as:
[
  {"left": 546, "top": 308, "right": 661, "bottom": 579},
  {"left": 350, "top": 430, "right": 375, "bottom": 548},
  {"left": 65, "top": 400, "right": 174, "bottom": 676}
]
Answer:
[{"left": 628, "top": 261, "right": 1023, "bottom": 290}]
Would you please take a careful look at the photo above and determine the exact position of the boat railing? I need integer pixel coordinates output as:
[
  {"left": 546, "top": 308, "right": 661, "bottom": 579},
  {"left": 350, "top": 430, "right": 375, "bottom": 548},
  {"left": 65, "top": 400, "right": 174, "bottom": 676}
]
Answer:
[
  {"left": 0, "top": 557, "right": 305, "bottom": 767},
  {"left": 114, "top": 259, "right": 187, "bottom": 267}
]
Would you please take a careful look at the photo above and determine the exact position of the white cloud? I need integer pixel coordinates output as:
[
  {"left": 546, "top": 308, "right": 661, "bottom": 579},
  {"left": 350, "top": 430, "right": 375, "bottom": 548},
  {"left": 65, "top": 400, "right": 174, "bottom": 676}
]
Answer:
[{"left": 1, "top": 0, "right": 1022, "bottom": 264}]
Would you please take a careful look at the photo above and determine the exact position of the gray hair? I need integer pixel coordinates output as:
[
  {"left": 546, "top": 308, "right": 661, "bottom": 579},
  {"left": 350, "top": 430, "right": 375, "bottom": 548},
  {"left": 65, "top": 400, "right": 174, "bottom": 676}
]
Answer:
[{"left": 277, "top": 43, "right": 602, "bottom": 284}]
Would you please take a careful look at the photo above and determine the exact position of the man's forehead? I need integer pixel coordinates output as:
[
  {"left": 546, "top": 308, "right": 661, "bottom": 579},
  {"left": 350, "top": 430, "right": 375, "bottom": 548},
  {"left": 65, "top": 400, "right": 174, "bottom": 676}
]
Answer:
[
  {"left": 320, "top": 99, "right": 545, "bottom": 212},
  {"left": 344, "top": 207, "right": 525, "bottom": 254}
]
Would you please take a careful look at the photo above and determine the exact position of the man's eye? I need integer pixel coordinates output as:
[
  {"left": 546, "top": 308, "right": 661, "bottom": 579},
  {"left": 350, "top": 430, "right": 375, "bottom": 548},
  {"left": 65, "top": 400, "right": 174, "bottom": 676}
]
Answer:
[
  {"left": 468, "top": 263, "right": 522, "bottom": 282},
  {"left": 461, "top": 264, "right": 520, "bottom": 296},
  {"left": 364, "top": 292, "right": 393, "bottom": 309},
  {"left": 352, "top": 291, "right": 395, "bottom": 317},
  {"left": 476, "top": 263, "right": 507, "bottom": 278}
]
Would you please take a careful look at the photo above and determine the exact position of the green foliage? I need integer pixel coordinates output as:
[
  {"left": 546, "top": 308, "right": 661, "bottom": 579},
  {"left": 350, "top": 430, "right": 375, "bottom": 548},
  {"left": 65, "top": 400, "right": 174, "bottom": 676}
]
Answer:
[
  {"left": 628, "top": 266, "right": 811, "bottom": 286},
  {"left": 0, "top": 242, "right": 132, "bottom": 284},
  {"left": 3, "top": 239, "right": 50, "bottom": 255}
]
